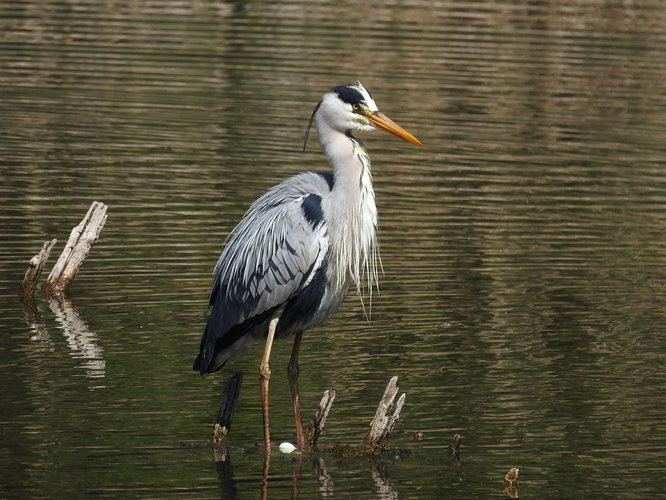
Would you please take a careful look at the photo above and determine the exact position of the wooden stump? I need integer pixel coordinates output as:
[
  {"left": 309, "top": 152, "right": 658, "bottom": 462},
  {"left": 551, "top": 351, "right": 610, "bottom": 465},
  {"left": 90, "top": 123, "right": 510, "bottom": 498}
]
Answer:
[
  {"left": 362, "top": 376, "right": 405, "bottom": 454},
  {"left": 212, "top": 372, "right": 244, "bottom": 446},
  {"left": 504, "top": 467, "right": 520, "bottom": 498},
  {"left": 307, "top": 389, "right": 336, "bottom": 447},
  {"left": 20, "top": 239, "right": 57, "bottom": 300},
  {"left": 45, "top": 201, "right": 107, "bottom": 295}
]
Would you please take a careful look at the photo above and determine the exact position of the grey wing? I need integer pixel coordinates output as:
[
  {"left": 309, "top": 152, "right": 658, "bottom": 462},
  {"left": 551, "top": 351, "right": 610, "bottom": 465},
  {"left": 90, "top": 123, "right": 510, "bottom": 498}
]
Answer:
[{"left": 194, "top": 173, "right": 330, "bottom": 373}]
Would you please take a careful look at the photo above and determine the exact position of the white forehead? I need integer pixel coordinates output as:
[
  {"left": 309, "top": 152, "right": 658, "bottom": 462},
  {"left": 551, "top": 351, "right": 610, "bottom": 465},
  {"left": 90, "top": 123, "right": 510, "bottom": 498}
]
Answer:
[{"left": 356, "top": 82, "right": 378, "bottom": 111}]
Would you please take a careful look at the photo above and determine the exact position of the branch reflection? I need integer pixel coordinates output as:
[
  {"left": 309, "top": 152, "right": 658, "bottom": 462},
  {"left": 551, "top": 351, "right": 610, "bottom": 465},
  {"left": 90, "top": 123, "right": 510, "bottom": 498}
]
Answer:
[
  {"left": 369, "top": 458, "right": 399, "bottom": 500},
  {"left": 214, "top": 446, "right": 404, "bottom": 499},
  {"left": 23, "top": 295, "right": 106, "bottom": 389},
  {"left": 215, "top": 448, "right": 238, "bottom": 499}
]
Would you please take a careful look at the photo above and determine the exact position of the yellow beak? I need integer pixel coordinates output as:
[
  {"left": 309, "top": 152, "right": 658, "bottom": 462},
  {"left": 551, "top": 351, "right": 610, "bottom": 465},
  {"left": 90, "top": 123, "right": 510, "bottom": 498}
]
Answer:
[{"left": 365, "top": 110, "right": 423, "bottom": 147}]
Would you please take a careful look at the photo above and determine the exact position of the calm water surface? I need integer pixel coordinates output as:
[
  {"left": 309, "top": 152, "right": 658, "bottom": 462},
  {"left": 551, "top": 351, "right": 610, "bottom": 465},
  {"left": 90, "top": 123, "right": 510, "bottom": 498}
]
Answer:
[{"left": 1, "top": 1, "right": 665, "bottom": 498}]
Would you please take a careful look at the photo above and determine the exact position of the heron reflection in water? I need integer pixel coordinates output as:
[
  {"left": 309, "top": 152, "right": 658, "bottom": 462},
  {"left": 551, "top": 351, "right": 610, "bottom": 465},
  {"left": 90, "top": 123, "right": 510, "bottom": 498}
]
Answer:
[{"left": 194, "top": 83, "right": 422, "bottom": 452}]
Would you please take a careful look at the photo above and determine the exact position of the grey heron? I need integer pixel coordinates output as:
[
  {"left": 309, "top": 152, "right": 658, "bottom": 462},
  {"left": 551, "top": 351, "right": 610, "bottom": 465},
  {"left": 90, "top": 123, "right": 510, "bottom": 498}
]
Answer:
[{"left": 194, "top": 83, "right": 422, "bottom": 452}]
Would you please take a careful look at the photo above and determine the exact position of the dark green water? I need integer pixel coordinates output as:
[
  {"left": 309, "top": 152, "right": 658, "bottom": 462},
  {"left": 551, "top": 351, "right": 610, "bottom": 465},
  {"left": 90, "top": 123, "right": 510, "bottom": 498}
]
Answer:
[{"left": 1, "top": 1, "right": 665, "bottom": 498}]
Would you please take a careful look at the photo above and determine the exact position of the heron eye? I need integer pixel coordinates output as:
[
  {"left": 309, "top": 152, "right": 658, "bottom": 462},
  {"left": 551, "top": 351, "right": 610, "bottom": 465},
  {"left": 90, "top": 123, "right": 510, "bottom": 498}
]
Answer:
[{"left": 352, "top": 104, "right": 360, "bottom": 111}]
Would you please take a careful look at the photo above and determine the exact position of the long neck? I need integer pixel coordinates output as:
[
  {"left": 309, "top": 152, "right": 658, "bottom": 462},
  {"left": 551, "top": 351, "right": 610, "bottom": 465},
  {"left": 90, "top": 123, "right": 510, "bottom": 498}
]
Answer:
[{"left": 318, "top": 118, "right": 379, "bottom": 293}]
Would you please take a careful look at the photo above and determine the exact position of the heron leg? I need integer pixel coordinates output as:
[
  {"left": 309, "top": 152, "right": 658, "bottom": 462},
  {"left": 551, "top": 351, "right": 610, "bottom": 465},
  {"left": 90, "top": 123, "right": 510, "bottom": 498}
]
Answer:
[
  {"left": 288, "top": 330, "right": 306, "bottom": 451},
  {"left": 259, "top": 314, "right": 280, "bottom": 454}
]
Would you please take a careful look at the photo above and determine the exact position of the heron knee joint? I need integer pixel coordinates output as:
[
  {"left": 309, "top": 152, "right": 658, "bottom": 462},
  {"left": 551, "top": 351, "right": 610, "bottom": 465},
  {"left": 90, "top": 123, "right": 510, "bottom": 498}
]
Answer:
[{"left": 287, "top": 361, "right": 300, "bottom": 378}]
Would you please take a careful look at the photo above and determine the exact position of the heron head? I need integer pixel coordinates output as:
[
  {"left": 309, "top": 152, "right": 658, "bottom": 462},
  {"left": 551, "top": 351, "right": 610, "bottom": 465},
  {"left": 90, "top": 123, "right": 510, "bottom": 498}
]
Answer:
[{"left": 304, "top": 82, "right": 422, "bottom": 151}]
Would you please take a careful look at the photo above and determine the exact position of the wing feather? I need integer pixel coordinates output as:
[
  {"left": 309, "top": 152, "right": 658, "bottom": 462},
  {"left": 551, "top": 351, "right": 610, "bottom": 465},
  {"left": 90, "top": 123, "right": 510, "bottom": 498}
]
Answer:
[{"left": 195, "top": 172, "right": 331, "bottom": 373}]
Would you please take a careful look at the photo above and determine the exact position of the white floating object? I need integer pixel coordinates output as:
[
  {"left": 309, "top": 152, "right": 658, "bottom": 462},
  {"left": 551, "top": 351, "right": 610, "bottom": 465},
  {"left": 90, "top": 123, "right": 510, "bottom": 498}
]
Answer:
[{"left": 279, "top": 442, "right": 297, "bottom": 454}]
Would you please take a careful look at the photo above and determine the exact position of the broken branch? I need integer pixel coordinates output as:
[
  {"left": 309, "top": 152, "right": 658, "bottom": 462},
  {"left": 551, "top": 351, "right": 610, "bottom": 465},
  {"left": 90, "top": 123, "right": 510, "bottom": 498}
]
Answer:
[
  {"left": 212, "top": 372, "right": 244, "bottom": 446},
  {"left": 362, "top": 376, "right": 405, "bottom": 454},
  {"left": 45, "top": 201, "right": 107, "bottom": 295},
  {"left": 307, "top": 388, "right": 336, "bottom": 447},
  {"left": 20, "top": 239, "right": 57, "bottom": 300}
]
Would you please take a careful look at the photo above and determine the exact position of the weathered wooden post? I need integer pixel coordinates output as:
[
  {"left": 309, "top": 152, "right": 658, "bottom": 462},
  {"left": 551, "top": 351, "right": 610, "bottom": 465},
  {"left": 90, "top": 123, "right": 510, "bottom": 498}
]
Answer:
[
  {"left": 44, "top": 201, "right": 107, "bottom": 295},
  {"left": 212, "top": 372, "right": 244, "bottom": 447},
  {"left": 20, "top": 239, "right": 57, "bottom": 301},
  {"left": 362, "top": 376, "right": 405, "bottom": 454},
  {"left": 307, "top": 389, "right": 336, "bottom": 447},
  {"left": 504, "top": 467, "right": 520, "bottom": 498}
]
